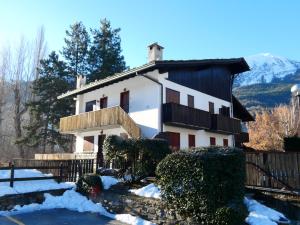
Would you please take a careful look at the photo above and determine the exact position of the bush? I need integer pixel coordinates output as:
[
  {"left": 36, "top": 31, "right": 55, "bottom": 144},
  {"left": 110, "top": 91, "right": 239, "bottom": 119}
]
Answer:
[
  {"left": 76, "top": 173, "right": 103, "bottom": 197},
  {"left": 213, "top": 204, "right": 247, "bottom": 225},
  {"left": 103, "top": 135, "right": 171, "bottom": 179},
  {"left": 284, "top": 136, "right": 300, "bottom": 152},
  {"left": 156, "top": 147, "right": 246, "bottom": 224}
]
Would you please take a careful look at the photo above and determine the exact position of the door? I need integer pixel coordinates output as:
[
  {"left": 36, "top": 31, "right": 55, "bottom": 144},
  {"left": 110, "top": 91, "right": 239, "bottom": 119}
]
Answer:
[
  {"left": 97, "top": 134, "right": 106, "bottom": 168},
  {"left": 120, "top": 91, "right": 129, "bottom": 113}
]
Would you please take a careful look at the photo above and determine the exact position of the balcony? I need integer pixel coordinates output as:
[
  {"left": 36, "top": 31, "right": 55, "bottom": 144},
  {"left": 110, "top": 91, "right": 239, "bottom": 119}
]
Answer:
[
  {"left": 211, "top": 114, "right": 241, "bottom": 134},
  {"left": 59, "top": 106, "right": 141, "bottom": 138},
  {"left": 162, "top": 103, "right": 211, "bottom": 130}
]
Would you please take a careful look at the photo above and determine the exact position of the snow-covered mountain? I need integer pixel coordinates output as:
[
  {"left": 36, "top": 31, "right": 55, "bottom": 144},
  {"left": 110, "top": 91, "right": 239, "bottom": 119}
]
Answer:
[{"left": 235, "top": 53, "right": 300, "bottom": 86}]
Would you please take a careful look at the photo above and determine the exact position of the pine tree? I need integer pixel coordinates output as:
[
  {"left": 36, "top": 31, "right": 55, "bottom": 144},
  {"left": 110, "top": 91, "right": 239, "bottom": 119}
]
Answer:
[
  {"left": 19, "top": 52, "right": 74, "bottom": 152},
  {"left": 62, "top": 22, "right": 90, "bottom": 77},
  {"left": 88, "top": 19, "right": 126, "bottom": 82}
]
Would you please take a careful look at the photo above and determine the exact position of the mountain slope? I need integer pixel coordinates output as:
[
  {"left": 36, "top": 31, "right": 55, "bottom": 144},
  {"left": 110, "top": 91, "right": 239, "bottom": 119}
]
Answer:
[{"left": 233, "top": 53, "right": 300, "bottom": 110}]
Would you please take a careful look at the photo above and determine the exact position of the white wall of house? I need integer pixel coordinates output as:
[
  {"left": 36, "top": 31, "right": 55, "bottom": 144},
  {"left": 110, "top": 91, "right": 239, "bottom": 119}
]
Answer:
[
  {"left": 75, "top": 127, "right": 127, "bottom": 153},
  {"left": 77, "top": 75, "right": 161, "bottom": 139},
  {"left": 163, "top": 125, "right": 233, "bottom": 148}
]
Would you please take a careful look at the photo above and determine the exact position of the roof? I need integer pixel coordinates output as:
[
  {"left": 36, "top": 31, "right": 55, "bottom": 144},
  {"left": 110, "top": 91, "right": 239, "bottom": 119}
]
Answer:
[
  {"left": 58, "top": 58, "right": 250, "bottom": 99},
  {"left": 232, "top": 95, "right": 254, "bottom": 122}
]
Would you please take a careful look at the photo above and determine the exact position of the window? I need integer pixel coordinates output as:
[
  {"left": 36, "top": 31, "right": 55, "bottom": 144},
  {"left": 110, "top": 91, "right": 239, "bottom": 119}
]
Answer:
[
  {"left": 167, "top": 132, "right": 180, "bottom": 151},
  {"left": 219, "top": 106, "right": 230, "bottom": 117},
  {"left": 209, "top": 102, "right": 214, "bottom": 114},
  {"left": 210, "top": 137, "right": 216, "bottom": 146},
  {"left": 85, "top": 100, "right": 96, "bottom": 112},
  {"left": 120, "top": 91, "right": 130, "bottom": 113},
  {"left": 166, "top": 88, "right": 180, "bottom": 104},
  {"left": 188, "top": 134, "right": 195, "bottom": 148},
  {"left": 100, "top": 97, "right": 108, "bottom": 109},
  {"left": 188, "top": 95, "right": 194, "bottom": 108},
  {"left": 223, "top": 139, "right": 228, "bottom": 147},
  {"left": 83, "top": 136, "right": 94, "bottom": 152}
]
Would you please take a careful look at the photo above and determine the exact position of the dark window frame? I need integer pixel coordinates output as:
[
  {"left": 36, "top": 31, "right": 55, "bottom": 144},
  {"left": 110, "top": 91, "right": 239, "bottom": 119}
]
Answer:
[
  {"left": 209, "top": 102, "right": 215, "bottom": 114},
  {"left": 187, "top": 95, "right": 194, "bottom": 108},
  {"left": 85, "top": 100, "right": 96, "bottom": 112},
  {"left": 83, "top": 136, "right": 94, "bottom": 152}
]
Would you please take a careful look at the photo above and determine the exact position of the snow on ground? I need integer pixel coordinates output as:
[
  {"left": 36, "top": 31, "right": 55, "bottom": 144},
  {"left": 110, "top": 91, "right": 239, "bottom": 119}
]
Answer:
[
  {"left": 129, "top": 183, "right": 161, "bottom": 199},
  {"left": 101, "top": 176, "right": 119, "bottom": 190},
  {"left": 0, "top": 189, "right": 155, "bottom": 225},
  {"left": 0, "top": 169, "right": 74, "bottom": 197},
  {"left": 244, "top": 197, "right": 290, "bottom": 225}
]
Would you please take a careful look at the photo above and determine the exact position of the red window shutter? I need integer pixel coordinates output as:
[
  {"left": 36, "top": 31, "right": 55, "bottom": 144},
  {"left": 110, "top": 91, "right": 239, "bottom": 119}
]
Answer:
[
  {"left": 188, "top": 134, "right": 195, "bottom": 148},
  {"left": 100, "top": 97, "right": 108, "bottom": 109},
  {"left": 167, "top": 132, "right": 180, "bottom": 151},
  {"left": 120, "top": 91, "right": 129, "bottom": 113},
  {"left": 210, "top": 137, "right": 216, "bottom": 146},
  {"left": 166, "top": 88, "right": 180, "bottom": 104},
  {"left": 223, "top": 139, "right": 228, "bottom": 147}
]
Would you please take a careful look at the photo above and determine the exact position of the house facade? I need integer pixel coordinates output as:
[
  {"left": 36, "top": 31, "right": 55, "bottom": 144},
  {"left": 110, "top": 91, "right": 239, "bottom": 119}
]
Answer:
[{"left": 58, "top": 43, "right": 253, "bottom": 154}]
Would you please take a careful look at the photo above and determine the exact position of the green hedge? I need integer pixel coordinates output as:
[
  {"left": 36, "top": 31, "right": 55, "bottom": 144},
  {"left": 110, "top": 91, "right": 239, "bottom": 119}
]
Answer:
[
  {"left": 156, "top": 147, "right": 246, "bottom": 224},
  {"left": 284, "top": 136, "right": 300, "bottom": 152},
  {"left": 103, "top": 135, "right": 171, "bottom": 179}
]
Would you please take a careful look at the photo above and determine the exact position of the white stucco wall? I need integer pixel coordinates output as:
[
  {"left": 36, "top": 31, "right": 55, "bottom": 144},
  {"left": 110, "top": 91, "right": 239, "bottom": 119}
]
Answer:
[
  {"left": 75, "top": 127, "right": 127, "bottom": 153},
  {"left": 77, "top": 75, "right": 161, "bottom": 139},
  {"left": 163, "top": 125, "right": 233, "bottom": 148}
]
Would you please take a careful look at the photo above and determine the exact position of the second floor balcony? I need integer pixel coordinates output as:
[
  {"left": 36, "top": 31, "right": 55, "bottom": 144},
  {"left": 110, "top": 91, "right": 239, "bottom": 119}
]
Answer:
[
  {"left": 162, "top": 102, "right": 211, "bottom": 130},
  {"left": 211, "top": 114, "right": 241, "bottom": 134},
  {"left": 59, "top": 106, "right": 141, "bottom": 138}
]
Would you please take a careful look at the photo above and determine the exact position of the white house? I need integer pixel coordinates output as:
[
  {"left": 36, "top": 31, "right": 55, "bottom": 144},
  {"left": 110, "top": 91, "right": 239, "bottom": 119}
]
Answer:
[{"left": 58, "top": 43, "right": 253, "bottom": 156}]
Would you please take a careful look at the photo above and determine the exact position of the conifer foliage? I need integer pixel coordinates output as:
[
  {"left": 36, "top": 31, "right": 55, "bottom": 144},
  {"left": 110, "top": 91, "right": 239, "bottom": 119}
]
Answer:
[{"left": 21, "top": 19, "right": 126, "bottom": 152}]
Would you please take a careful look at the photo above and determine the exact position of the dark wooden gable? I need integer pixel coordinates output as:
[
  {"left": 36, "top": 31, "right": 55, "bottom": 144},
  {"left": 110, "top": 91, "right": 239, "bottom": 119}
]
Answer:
[{"left": 167, "top": 66, "right": 232, "bottom": 101}]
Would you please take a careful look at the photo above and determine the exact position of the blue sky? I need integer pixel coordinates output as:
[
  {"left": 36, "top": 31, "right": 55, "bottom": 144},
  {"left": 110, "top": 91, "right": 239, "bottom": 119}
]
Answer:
[{"left": 0, "top": 0, "right": 299, "bottom": 67}]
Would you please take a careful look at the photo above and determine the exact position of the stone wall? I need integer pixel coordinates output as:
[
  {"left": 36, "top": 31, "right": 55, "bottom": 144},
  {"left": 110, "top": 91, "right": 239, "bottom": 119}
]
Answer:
[
  {"left": 96, "top": 184, "right": 195, "bottom": 225},
  {"left": 0, "top": 189, "right": 69, "bottom": 211}
]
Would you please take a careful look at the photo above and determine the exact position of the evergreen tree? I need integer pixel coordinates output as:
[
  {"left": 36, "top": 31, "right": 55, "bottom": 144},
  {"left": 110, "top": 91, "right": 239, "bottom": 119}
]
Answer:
[
  {"left": 88, "top": 19, "right": 126, "bottom": 82},
  {"left": 62, "top": 22, "right": 90, "bottom": 77},
  {"left": 19, "top": 52, "right": 74, "bottom": 152}
]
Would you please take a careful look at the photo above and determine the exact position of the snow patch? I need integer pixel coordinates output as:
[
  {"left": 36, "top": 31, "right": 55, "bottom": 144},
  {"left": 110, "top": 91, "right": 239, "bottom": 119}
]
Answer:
[
  {"left": 244, "top": 197, "right": 290, "bottom": 225},
  {"left": 101, "top": 176, "right": 119, "bottom": 190},
  {"left": 0, "top": 169, "right": 73, "bottom": 197},
  {"left": 0, "top": 189, "right": 155, "bottom": 225},
  {"left": 129, "top": 183, "right": 161, "bottom": 199}
]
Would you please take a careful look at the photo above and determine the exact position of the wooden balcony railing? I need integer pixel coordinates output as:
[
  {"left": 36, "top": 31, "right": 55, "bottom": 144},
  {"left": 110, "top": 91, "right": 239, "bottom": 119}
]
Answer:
[
  {"left": 59, "top": 106, "right": 141, "bottom": 138},
  {"left": 162, "top": 103, "right": 211, "bottom": 130},
  {"left": 211, "top": 114, "right": 241, "bottom": 134}
]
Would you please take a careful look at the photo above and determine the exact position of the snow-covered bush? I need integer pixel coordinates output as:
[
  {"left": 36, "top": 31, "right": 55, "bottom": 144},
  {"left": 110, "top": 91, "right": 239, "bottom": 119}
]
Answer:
[
  {"left": 103, "top": 135, "right": 171, "bottom": 179},
  {"left": 156, "top": 147, "right": 246, "bottom": 224},
  {"left": 76, "top": 173, "right": 103, "bottom": 198}
]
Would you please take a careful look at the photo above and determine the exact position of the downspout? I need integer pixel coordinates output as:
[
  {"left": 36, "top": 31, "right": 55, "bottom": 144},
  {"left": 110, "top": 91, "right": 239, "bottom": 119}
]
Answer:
[
  {"left": 230, "top": 73, "right": 237, "bottom": 147},
  {"left": 137, "top": 72, "right": 163, "bottom": 133}
]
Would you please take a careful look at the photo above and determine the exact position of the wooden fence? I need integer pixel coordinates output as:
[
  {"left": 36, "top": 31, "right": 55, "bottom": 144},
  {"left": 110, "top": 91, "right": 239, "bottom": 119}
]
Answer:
[
  {"left": 0, "top": 163, "right": 64, "bottom": 187},
  {"left": 12, "top": 158, "right": 94, "bottom": 182},
  {"left": 245, "top": 152, "right": 300, "bottom": 191}
]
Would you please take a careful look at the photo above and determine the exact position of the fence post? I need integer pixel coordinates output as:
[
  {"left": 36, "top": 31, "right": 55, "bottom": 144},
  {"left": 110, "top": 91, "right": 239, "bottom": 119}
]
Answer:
[
  {"left": 59, "top": 162, "right": 63, "bottom": 183},
  {"left": 10, "top": 164, "right": 14, "bottom": 188}
]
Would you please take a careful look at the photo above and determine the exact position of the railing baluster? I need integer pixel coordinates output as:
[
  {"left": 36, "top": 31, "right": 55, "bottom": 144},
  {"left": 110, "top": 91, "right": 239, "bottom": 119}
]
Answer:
[{"left": 10, "top": 164, "right": 14, "bottom": 187}]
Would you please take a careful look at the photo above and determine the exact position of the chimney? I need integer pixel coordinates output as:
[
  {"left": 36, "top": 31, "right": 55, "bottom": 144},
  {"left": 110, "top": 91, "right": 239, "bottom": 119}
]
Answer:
[
  {"left": 76, "top": 75, "right": 86, "bottom": 88},
  {"left": 148, "top": 42, "right": 164, "bottom": 62}
]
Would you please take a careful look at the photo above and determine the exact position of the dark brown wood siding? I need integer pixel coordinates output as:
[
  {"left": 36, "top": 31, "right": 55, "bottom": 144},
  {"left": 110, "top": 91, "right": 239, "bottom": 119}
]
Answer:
[{"left": 168, "top": 66, "right": 232, "bottom": 101}]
